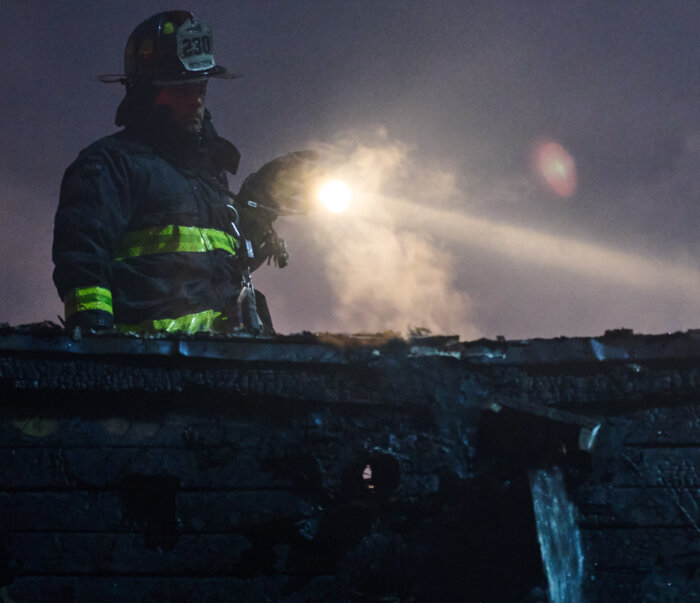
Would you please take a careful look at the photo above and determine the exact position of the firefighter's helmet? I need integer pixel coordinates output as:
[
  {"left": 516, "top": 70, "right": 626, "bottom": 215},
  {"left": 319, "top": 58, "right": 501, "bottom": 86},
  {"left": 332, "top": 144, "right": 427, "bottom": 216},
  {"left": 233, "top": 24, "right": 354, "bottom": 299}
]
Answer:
[{"left": 99, "top": 11, "right": 240, "bottom": 86}]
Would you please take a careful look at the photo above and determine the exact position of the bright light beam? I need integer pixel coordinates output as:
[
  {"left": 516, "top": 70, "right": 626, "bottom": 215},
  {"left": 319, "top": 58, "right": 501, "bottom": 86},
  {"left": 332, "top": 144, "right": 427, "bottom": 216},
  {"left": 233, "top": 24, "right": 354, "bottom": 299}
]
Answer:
[
  {"left": 317, "top": 179, "right": 351, "bottom": 213},
  {"left": 383, "top": 199, "right": 700, "bottom": 299}
]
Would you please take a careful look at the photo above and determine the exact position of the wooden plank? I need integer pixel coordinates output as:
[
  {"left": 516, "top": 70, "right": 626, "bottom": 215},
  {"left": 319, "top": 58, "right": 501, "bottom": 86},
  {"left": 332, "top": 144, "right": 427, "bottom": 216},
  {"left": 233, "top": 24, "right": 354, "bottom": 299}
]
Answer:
[
  {"left": 621, "top": 405, "right": 700, "bottom": 446},
  {"left": 583, "top": 568, "right": 698, "bottom": 603},
  {"left": 1, "top": 576, "right": 290, "bottom": 603},
  {"left": 591, "top": 448, "right": 700, "bottom": 488},
  {"left": 9, "top": 533, "right": 253, "bottom": 574},
  {"left": 0, "top": 491, "right": 314, "bottom": 532},
  {"left": 0, "top": 492, "right": 123, "bottom": 531},
  {"left": 0, "top": 414, "right": 308, "bottom": 449},
  {"left": 0, "top": 447, "right": 298, "bottom": 489},
  {"left": 582, "top": 527, "right": 700, "bottom": 570},
  {"left": 574, "top": 485, "right": 700, "bottom": 528}
]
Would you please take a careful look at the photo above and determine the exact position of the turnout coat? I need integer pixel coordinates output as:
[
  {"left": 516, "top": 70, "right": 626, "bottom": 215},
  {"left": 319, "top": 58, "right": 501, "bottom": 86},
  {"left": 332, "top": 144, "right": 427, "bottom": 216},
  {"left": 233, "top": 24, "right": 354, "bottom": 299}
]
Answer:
[{"left": 53, "top": 111, "right": 271, "bottom": 334}]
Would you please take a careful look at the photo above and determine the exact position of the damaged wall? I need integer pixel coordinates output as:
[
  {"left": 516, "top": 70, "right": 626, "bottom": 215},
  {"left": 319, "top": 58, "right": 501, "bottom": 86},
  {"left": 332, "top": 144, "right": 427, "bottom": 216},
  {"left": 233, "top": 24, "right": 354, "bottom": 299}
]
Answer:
[{"left": 0, "top": 324, "right": 698, "bottom": 601}]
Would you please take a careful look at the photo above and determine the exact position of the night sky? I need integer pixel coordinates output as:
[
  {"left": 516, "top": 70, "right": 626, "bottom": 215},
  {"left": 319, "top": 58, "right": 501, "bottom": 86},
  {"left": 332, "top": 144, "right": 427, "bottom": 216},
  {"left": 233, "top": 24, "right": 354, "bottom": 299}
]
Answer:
[{"left": 4, "top": 1, "right": 700, "bottom": 340}]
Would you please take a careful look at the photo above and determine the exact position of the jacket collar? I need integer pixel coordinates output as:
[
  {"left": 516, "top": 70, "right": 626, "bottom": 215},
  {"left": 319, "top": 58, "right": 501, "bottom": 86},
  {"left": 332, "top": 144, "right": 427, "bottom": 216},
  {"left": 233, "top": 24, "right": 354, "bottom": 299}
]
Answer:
[{"left": 130, "top": 108, "right": 240, "bottom": 176}]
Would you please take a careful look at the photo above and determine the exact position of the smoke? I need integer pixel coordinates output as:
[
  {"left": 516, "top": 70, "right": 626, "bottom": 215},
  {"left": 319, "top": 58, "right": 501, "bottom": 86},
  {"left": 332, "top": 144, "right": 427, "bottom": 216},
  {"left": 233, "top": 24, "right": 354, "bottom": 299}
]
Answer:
[
  {"left": 279, "top": 126, "right": 700, "bottom": 341},
  {"left": 304, "top": 127, "right": 480, "bottom": 338}
]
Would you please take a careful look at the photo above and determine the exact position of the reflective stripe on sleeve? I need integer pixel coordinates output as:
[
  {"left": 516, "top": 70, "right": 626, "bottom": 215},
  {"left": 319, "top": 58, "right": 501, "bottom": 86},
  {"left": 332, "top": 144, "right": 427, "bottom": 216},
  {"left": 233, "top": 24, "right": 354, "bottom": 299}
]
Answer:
[
  {"left": 114, "top": 225, "right": 238, "bottom": 261},
  {"left": 64, "top": 286, "right": 113, "bottom": 318},
  {"left": 115, "top": 309, "right": 231, "bottom": 335}
]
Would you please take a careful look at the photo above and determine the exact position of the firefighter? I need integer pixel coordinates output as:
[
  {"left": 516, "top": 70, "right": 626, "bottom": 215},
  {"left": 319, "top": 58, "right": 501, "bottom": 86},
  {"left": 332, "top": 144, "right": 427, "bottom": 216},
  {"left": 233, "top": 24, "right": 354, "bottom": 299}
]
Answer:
[{"left": 53, "top": 11, "right": 289, "bottom": 336}]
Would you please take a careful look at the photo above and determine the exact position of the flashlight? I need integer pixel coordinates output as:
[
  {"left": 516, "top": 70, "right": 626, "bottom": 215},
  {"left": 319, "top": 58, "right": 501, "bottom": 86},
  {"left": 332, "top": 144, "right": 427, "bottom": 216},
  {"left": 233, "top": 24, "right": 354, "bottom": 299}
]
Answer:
[{"left": 317, "top": 179, "right": 351, "bottom": 214}]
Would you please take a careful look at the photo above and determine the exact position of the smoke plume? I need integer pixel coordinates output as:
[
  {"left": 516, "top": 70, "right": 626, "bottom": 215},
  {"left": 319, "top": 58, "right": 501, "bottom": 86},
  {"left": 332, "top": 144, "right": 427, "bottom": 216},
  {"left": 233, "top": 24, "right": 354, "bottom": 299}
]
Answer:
[{"left": 304, "top": 128, "right": 479, "bottom": 338}]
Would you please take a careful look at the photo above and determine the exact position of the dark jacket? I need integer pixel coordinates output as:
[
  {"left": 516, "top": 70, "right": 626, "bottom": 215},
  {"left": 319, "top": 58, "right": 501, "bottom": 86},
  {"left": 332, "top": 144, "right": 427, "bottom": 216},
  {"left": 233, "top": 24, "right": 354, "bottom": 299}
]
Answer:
[{"left": 53, "top": 110, "right": 271, "bottom": 334}]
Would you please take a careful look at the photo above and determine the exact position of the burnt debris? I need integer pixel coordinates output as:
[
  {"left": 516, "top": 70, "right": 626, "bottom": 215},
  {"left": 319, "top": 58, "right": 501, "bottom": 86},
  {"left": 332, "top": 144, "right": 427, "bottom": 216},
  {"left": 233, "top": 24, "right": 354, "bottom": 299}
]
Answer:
[{"left": 0, "top": 325, "right": 698, "bottom": 601}]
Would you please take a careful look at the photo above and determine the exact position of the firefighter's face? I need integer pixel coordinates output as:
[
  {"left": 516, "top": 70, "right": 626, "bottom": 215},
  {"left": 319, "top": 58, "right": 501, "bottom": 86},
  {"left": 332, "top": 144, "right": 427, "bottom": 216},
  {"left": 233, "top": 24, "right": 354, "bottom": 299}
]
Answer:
[{"left": 154, "top": 81, "right": 207, "bottom": 134}]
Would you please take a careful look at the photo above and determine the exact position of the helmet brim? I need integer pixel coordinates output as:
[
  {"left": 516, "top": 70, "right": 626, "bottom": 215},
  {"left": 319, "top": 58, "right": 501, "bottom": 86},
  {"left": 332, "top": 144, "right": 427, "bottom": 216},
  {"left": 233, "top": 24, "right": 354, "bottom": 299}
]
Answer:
[
  {"left": 98, "top": 74, "right": 128, "bottom": 84},
  {"left": 209, "top": 65, "right": 243, "bottom": 80},
  {"left": 98, "top": 65, "right": 243, "bottom": 85}
]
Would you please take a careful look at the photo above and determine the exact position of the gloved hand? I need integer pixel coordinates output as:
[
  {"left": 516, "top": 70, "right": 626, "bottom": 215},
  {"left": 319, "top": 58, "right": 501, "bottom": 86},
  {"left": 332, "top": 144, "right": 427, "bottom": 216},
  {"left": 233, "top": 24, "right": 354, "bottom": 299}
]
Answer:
[
  {"left": 245, "top": 225, "right": 289, "bottom": 271},
  {"left": 263, "top": 229, "right": 289, "bottom": 268}
]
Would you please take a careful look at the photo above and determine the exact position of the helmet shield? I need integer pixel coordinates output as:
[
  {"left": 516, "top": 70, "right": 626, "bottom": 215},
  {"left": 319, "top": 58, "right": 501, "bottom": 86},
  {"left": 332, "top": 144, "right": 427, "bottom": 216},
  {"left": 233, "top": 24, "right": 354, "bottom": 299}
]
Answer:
[{"left": 176, "top": 19, "right": 215, "bottom": 75}]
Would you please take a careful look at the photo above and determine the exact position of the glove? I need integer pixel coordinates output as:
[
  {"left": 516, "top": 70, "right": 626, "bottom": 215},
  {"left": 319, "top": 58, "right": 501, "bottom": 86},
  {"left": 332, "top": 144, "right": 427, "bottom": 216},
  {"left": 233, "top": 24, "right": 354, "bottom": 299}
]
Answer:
[
  {"left": 244, "top": 226, "right": 289, "bottom": 272},
  {"left": 263, "top": 229, "right": 289, "bottom": 268}
]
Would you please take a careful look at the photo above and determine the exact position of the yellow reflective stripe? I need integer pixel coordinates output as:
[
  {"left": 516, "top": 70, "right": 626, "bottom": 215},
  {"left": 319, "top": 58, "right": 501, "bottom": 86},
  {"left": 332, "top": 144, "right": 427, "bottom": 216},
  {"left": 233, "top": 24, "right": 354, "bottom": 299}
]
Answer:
[
  {"left": 115, "top": 309, "right": 230, "bottom": 335},
  {"left": 114, "top": 225, "right": 238, "bottom": 261},
  {"left": 64, "top": 286, "right": 113, "bottom": 318}
]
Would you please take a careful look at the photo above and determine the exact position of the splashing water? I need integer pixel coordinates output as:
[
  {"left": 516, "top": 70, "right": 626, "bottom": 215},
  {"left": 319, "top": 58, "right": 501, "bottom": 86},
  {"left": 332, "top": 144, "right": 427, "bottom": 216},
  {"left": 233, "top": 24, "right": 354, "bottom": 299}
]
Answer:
[{"left": 529, "top": 468, "right": 584, "bottom": 603}]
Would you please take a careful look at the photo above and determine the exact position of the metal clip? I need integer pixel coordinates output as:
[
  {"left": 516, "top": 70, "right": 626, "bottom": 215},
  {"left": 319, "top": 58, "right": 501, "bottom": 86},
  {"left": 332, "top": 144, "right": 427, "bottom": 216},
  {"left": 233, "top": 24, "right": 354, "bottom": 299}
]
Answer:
[{"left": 225, "top": 204, "right": 241, "bottom": 237}]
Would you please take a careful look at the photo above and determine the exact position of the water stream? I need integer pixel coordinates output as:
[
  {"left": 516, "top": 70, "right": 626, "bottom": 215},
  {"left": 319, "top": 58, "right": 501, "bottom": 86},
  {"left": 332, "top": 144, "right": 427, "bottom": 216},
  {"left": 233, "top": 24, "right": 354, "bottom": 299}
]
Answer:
[{"left": 529, "top": 467, "right": 585, "bottom": 603}]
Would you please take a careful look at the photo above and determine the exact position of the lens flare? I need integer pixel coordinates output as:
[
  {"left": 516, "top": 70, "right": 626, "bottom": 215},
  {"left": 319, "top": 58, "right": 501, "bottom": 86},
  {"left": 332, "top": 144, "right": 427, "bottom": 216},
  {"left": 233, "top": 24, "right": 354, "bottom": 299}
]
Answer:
[
  {"left": 317, "top": 179, "right": 351, "bottom": 213},
  {"left": 534, "top": 141, "right": 577, "bottom": 197}
]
